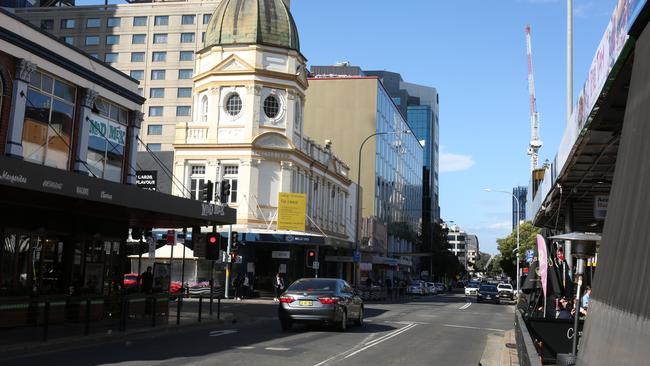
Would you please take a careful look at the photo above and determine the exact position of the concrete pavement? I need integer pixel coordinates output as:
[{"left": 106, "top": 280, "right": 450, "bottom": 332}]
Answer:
[{"left": 2, "top": 292, "right": 519, "bottom": 366}]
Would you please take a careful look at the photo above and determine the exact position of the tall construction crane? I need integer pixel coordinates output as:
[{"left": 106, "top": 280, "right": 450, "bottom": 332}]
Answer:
[{"left": 525, "top": 25, "right": 543, "bottom": 171}]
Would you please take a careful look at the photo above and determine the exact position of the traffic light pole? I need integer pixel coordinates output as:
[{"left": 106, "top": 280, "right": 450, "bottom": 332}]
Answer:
[{"left": 224, "top": 224, "right": 232, "bottom": 299}]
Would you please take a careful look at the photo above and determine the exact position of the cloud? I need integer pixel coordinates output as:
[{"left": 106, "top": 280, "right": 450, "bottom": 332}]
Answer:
[
  {"left": 486, "top": 221, "right": 512, "bottom": 230},
  {"left": 574, "top": 2, "right": 594, "bottom": 17},
  {"left": 440, "top": 152, "right": 475, "bottom": 173}
]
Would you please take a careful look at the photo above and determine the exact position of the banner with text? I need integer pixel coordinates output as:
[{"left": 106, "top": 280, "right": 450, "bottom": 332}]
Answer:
[{"left": 277, "top": 192, "right": 307, "bottom": 231}]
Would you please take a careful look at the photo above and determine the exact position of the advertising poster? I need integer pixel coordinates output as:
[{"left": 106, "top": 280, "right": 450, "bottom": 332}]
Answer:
[
  {"left": 153, "top": 262, "right": 171, "bottom": 292},
  {"left": 277, "top": 192, "right": 307, "bottom": 231},
  {"left": 84, "top": 262, "right": 104, "bottom": 294}
]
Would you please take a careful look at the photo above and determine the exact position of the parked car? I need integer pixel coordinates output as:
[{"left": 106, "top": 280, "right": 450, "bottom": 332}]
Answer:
[
  {"left": 407, "top": 280, "right": 426, "bottom": 295},
  {"left": 123, "top": 273, "right": 139, "bottom": 288},
  {"left": 278, "top": 278, "right": 363, "bottom": 331},
  {"left": 497, "top": 283, "right": 514, "bottom": 301},
  {"left": 464, "top": 281, "right": 480, "bottom": 296},
  {"left": 425, "top": 282, "right": 438, "bottom": 295},
  {"left": 434, "top": 282, "right": 445, "bottom": 293},
  {"left": 477, "top": 284, "right": 500, "bottom": 304}
]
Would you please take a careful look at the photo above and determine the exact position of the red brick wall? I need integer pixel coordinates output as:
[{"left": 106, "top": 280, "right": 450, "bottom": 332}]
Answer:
[{"left": 0, "top": 52, "right": 15, "bottom": 156}]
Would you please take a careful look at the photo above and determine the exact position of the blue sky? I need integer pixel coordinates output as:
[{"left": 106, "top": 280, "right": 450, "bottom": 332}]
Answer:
[
  {"left": 81, "top": 0, "right": 619, "bottom": 254},
  {"left": 290, "top": 0, "right": 618, "bottom": 254}
]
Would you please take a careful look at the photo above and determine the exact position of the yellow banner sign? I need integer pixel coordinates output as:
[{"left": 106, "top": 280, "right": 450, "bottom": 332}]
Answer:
[{"left": 277, "top": 192, "right": 307, "bottom": 231}]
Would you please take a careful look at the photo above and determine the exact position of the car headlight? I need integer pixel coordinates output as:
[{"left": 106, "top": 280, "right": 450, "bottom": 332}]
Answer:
[{"left": 477, "top": 293, "right": 482, "bottom": 297}]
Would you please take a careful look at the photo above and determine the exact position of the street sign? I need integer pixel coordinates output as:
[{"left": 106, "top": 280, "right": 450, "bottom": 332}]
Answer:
[
  {"left": 353, "top": 250, "right": 361, "bottom": 263},
  {"left": 166, "top": 230, "right": 176, "bottom": 245},
  {"left": 525, "top": 249, "right": 535, "bottom": 263},
  {"left": 312, "top": 261, "right": 320, "bottom": 270},
  {"left": 136, "top": 170, "right": 157, "bottom": 191}
]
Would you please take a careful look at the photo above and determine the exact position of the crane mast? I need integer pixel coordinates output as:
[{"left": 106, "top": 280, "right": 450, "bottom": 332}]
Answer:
[{"left": 526, "top": 25, "right": 543, "bottom": 171}]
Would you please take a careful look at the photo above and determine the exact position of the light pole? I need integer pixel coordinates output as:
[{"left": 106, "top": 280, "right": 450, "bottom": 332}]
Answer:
[
  {"left": 484, "top": 188, "right": 521, "bottom": 296},
  {"left": 354, "top": 130, "right": 407, "bottom": 287}
]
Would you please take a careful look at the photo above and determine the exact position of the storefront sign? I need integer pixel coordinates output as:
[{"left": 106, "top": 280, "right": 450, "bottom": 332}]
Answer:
[
  {"left": 325, "top": 255, "right": 353, "bottom": 263},
  {"left": 136, "top": 171, "right": 157, "bottom": 191},
  {"left": 278, "top": 263, "right": 287, "bottom": 274},
  {"left": 88, "top": 113, "right": 127, "bottom": 147},
  {"left": 594, "top": 195, "right": 608, "bottom": 219},
  {"left": 277, "top": 192, "right": 307, "bottom": 231},
  {"left": 359, "top": 262, "right": 372, "bottom": 271},
  {"left": 272, "top": 251, "right": 291, "bottom": 259}
]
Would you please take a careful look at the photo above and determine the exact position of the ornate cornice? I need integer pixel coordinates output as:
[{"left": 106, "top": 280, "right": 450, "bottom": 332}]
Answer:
[
  {"left": 15, "top": 59, "right": 36, "bottom": 83},
  {"left": 130, "top": 110, "right": 144, "bottom": 129},
  {"left": 81, "top": 88, "right": 99, "bottom": 108}
]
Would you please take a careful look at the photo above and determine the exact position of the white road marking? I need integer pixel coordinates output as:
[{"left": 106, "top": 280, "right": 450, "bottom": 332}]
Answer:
[
  {"left": 384, "top": 320, "right": 430, "bottom": 325},
  {"left": 312, "top": 324, "right": 417, "bottom": 366},
  {"left": 459, "top": 302, "right": 472, "bottom": 310},
  {"left": 209, "top": 329, "right": 238, "bottom": 337},
  {"left": 265, "top": 347, "right": 291, "bottom": 351},
  {"left": 442, "top": 324, "right": 506, "bottom": 332},
  {"left": 234, "top": 346, "right": 255, "bottom": 350}
]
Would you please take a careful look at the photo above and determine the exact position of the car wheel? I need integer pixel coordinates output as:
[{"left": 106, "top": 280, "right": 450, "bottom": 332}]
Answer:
[
  {"left": 280, "top": 319, "right": 292, "bottom": 331},
  {"left": 496, "top": 299, "right": 501, "bottom": 305},
  {"left": 337, "top": 310, "right": 347, "bottom": 332},
  {"left": 354, "top": 307, "right": 364, "bottom": 326}
]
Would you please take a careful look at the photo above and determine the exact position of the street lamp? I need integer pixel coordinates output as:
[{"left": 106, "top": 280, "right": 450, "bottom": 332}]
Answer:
[
  {"left": 354, "top": 130, "right": 408, "bottom": 287},
  {"left": 484, "top": 188, "right": 521, "bottom": 297}
]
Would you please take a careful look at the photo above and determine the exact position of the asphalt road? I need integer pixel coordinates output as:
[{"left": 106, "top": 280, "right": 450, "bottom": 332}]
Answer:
[{"left": 4, "top": 292, "right": 515, "bottom": 366}]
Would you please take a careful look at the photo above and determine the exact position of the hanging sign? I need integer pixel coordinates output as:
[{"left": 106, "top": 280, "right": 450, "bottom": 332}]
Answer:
[
  {"left": 594, "top": 195, "right": 608, "bottom": 219},
  {"left": 277, "top": 192, "right": 307, "bottom": 231}
]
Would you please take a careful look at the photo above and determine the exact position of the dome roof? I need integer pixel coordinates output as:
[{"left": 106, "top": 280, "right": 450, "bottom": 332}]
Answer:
[{"left": 204, "top": 0, "right": 300, "bottom": 52}]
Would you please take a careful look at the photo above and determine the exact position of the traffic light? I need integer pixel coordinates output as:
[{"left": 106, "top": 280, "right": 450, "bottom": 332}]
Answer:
[
  {"left": 306, "top": 249, "right": 317, "bottom": 268},
  {"left": 230, "top": 231, "right": 238, "bottom": 251},
  {"left": 201, "top": 180, "right": 214, "bottom": 202},
  {"left": 220, "top": 180, "right": 231, "bottom": 203},
  {"left": 205, "top": 231, "right": 221, "bottom": 260}
]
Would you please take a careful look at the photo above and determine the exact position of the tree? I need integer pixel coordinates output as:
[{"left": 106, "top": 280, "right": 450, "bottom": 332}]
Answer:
[
  {"left": 473, "top": 252, "right": 490, "bottom": 273},
  {"left": 497, "top": 221, "right": 540, "bottom": 280}
]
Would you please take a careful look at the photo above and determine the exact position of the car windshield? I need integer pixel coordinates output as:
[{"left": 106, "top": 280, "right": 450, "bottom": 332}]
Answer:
[
  {"left": 287, "top": 279, "right": 338, "bottom": 292},
  {"left": 498, "top": 284, "right": 512, "bottom": 289},
  {"left": 124, "top": 275, "right": 138, "bottom": 280},
  {"left": 467, "top": 282, "right": 480, "bottom": 288},
  {"left": 480, "top": 285, "right": 497, "bottom": 292}
]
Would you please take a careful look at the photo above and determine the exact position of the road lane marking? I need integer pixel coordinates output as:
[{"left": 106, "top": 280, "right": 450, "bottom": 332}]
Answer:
[
  {"left": 234, "top": 346, "right": 255, "bottom": 350},
  {"left": 209, "top": 329, "right": 238, "bottom": 337},
  {"left": 442, "top": 324, "right": 506, "bottom": 332},
  {"left": 265, "top": 347, "right": 291, "bottom": 351},
  {"left": 312, "top": 333, "right": 377, "bottom": 366},
  {"left": 344, "top": 324, "right": 417, "bottom": 359},
  {"left": 459, "top": 302, "right": 472, "bottom": 310}
]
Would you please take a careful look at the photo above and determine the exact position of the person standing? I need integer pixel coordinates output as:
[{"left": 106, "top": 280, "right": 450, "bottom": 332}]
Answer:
[
  {"left": 242, "top": 274, "right": 250, "bottom": 300},
  {"left": 274, "top": 273, "right": 284, "bottom": 302},
  {"left": 233, "top": 273, "right": 243, "bottom": 300},
  {"left": 141, "top": 266, "right": 153, "bottom": 293}
]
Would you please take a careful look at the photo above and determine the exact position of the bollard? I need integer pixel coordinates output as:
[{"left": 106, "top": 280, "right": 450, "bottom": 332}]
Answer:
[
  {"left": 42, "top": 300, "right": 50, "bottom": 342},
  {"left": 124, "top": 298, "right": 130, "bottom": 331},
  {"left": 198, "top": 296, "right": 203, "bottom": 322},
  {"left": 209, "top": 293, "right": 213, "bottom": 316},
  {"left": 151, "top": 297, "right": 157, "bottom": 327},
  {"left": 217, "top": 296, "right": 221, "bottom": 320},
  {"left": 176, "top": 295, "right": 182, "bottom": 325},
  {"left": 84, "top": 299, "right": 91, "bottom": 336}
]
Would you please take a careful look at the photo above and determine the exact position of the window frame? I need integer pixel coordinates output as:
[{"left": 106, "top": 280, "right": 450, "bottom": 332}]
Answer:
[
  {"left": 133, "top": 16, "right": 147, "bottom": 27},
  {"left": 222, "top": 165, "right": 239, "bottom": 203},
  {"left": 148, "top": 106, "right": 164, "bottom": 117},
  {"left": 181, "top": 14, "right": 195, "bottom": 25},
  {"left": 85, "top": 35, "right": 100, "bottom": 46},
  {"left": 132, "top": 34, "right": 146, "bottom": 44},
  {"left": 86, "top": 18, "right": 101, "bottom": 28},
  {"left": 154, "top": 16, "right": 169, "bottom": 26}
]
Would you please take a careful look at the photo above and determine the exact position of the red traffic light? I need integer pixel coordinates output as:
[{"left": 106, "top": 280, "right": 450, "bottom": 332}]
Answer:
[
  {"left": 308, "top": 250, "right": 315, "bottom": 257},
  {"left": 207, "top": 232, "right": 219, "bottom": 245}
]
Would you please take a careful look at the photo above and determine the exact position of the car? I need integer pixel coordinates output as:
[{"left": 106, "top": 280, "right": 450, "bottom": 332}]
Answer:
[
  {"left": 477, "top": 284, "right": 500, "bottom": 304},
  {"left": 434, "top": 282, "right": 445, "bottom": 293},
  {"left": 407, "top": 280, "right": 426, "bottom": 295},
  {"left": 425, "top": 282, "right": 438, "bottom": 295},
  {"left": 123, "top": 273, "right": 139, "bottom": 288},
  {"left": 464, "top": 281, "right": 480, "bottom": 296},
  {"left": 278, "top": 278, "right": 363, "bottom": 331},
  {"left": 497, "top": 283, "right": 514, "bottom": 302}
]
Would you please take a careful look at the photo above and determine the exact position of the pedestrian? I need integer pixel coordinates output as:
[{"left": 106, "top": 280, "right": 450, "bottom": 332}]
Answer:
[
  {"left": 233, "top": 273, "right": 243, "bottom": 300},
  {"left": 365, "top": 276, "right": 372, "bottom": 289},
  {"left": 140, "top": 266, "right": 153, "bottom": 293},
  {"left": 242, "top": 274, "right": 250, "bottom": 300},
  {"left": 582, "top": 286, "right": 591, "bottom": 310},
  {"left": 557, "top": 297, "right": 572, "bottom": 319},
  {"left": 274, "top": 273, "right": 284, "bottom": 302}
]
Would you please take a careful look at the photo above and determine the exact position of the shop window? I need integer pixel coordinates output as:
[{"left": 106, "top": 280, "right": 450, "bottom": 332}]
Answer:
[
  {"left": 22, "top": 70, "right": 75, "bottom": 170},
  {"left": 222, "top": 165, "right": 238, "bottom": 203},
  {"left": 87, "top": 98, "right": 127, "bottom": 182}
]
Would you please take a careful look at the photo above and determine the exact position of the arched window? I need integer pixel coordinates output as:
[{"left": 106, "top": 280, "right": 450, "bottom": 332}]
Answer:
[{"left": 201, "top": 95, "right": 208, "bottom": 123}]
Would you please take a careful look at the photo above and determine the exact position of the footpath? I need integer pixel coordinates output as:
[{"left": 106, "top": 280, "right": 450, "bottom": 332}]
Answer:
[{"left": 480, "top": 328, "right": 519, "bottom": 366}]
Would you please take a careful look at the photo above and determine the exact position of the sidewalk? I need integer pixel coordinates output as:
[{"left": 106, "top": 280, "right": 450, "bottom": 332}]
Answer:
[{"left": 480, "top": 329, "right": 519, "bottom": 366}]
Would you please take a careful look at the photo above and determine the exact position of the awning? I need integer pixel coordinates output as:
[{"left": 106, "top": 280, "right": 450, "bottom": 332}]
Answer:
[
  {"left": 0, "top": 156, "right": 236, "bottom": 228},
  {"left": 128, "top": 243, "right": 197, "bottom": 260}
]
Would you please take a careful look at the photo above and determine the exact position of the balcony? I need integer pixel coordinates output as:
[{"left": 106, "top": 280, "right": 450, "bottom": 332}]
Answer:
[{"left": 175, "top": 123, "right": 210, "bottom": 144}]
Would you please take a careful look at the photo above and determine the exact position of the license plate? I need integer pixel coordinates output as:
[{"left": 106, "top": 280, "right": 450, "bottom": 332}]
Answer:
[
  {"left": 299, "top": 300, "right": 313, "bottom": 306},
  {"left": 486, "top": 296, "right": 491, "bottom": 299}
]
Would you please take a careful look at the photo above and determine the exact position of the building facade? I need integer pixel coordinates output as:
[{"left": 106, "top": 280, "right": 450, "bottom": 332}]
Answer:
[
  {"left": 512, "top": 185, "right": 527, "bottom": 230},
  {"left": 303, "top": 72, "right": 423, "bottom": 281},
  {"left": 14, "top": 0, "right": 223, "bottom": 152},
  {"left": 0, "top": 8, "right": 234, "bottom": 328},
  {"left": 446, "top": 225, "right": 468, "bottom": 269},
  {"left": 172, "top": 0, "right": 356, "bottom": 291}
]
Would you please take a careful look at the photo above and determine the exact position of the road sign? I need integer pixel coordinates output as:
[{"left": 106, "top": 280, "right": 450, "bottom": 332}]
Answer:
[
  {"left": 312, "top": 261, "right": 320, "bottom": 270},
  {"left": 525, "top": 249, "right": 535, "bottom": 263},
  {"left": 353, "top": 250, "right": 361, "bottom": 263}
]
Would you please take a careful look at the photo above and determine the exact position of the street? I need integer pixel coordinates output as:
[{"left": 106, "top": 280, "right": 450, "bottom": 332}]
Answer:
[{"left": 3, "top": 292, "right": 515, "bottom": 366}]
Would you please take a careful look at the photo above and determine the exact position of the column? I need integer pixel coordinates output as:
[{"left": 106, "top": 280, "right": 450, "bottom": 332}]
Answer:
[
  {"left": 5, "top": 59, "right": 37, "bottom": 158},
  {"left": 73, "top": 88, "right": 99, "bottom": 174},
  {"left": 126, "top": 111, "right": 144, "bottom": 185}
]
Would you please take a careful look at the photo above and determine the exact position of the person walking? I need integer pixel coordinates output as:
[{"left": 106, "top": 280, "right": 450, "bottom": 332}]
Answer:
[
  {"left": 140, "top": 266, "right": 153, "bottom": 293},
  {"left": 233, "top": 273, "right": 243, "bottom": 300},
  {"left": 242, "top": 274, "right": 250, "bottom": 300},
  {"left": 274, "top": 273, "right": 284, "bottom": 302}
]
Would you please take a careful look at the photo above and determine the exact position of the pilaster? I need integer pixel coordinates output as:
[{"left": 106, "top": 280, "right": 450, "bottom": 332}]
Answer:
[{"left": 5, "top": 59, "right": 36, "bottom": 159}]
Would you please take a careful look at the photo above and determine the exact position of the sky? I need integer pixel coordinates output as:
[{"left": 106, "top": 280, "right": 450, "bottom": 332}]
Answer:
[
  {"left": 81, "top": 0, "right": 620, "bottom": 254},
  {"left": 289, "top": 0, "right": 618, "bottom": 254}
]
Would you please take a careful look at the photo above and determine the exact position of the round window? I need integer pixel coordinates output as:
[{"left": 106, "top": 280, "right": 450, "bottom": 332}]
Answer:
[
  {"left": 263, "top": 95, "right": 280, "bottom": 119},
  {"left": 225, "top": 93, "right": 242, "bottom": 116}
]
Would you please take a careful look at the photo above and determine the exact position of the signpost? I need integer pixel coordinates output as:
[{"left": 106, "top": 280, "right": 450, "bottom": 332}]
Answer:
[{"left": 136, "top": 171, "right": 158, "bottom": 191}]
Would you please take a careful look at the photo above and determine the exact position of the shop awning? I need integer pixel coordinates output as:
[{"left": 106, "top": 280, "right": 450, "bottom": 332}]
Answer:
[
  {"left": 128, "top": 244, "right": 197, "bottom": 260},
  {"left": 0, "top": 156, "right": 236, "bottom": 228}
]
